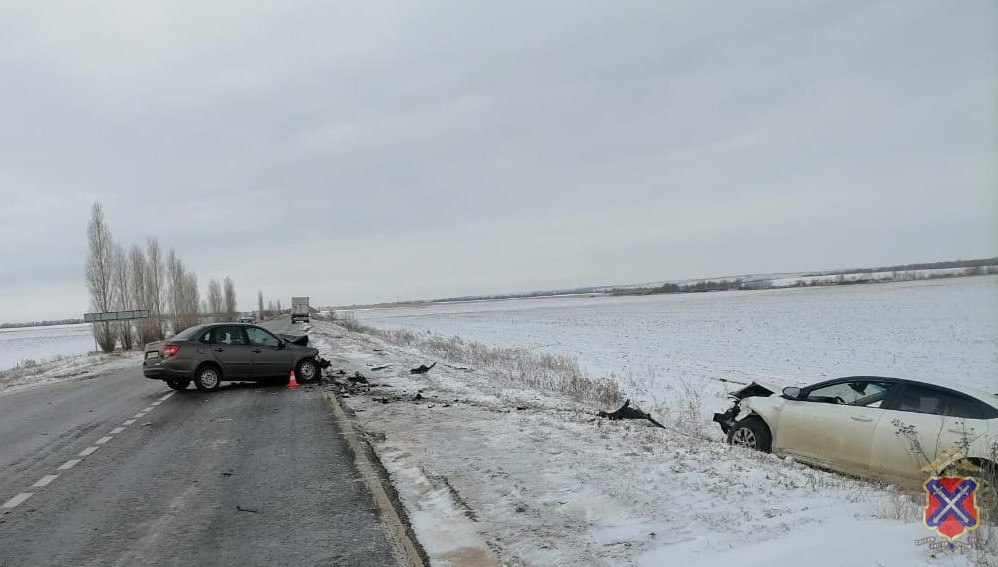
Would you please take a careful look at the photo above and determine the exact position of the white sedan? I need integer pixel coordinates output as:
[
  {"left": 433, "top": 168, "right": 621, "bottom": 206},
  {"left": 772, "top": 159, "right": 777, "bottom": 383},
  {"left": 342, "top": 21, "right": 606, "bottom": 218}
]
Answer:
[{"left": 714, "top": 376, "right": 997, "bottom": 512}]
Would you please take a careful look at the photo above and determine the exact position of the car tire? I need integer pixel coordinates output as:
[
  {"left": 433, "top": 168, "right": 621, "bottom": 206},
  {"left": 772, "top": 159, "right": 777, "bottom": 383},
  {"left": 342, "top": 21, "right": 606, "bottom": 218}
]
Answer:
[
  {"left": 296, "top": 358, "right": 319, "bottom": 383},
  {"left": 194, "top": 364, "right": 222, "bottom": 392},
  {"left": 727, "top": 416, "right": 772, "bottom": 452},
  {"left": 166, "top": 378, "right": 190, "bottom": 391}
]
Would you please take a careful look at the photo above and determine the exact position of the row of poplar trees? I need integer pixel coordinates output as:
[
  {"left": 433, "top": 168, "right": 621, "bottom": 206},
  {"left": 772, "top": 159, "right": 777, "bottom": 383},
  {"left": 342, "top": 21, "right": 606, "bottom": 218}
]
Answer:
[{"left": 85, "top": 203, "right": 239, "bottom": 353}]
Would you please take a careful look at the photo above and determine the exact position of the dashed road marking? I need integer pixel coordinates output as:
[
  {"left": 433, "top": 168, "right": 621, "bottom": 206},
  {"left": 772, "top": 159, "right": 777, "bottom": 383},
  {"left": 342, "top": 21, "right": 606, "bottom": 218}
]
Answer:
[
  {"left": 158, "top": 392, "right": 175, "bottom": 402},
  {"left": 95, "top": 436, "right": 113, "bottom": 445},
  {"left": 133, "top": 413, "right": 146, "bottom": 419},
  {"left": 123, "top": 419, "right": 136, "bottom": 426},
  {"left": 58, "top": 459, "right": 82, "bottom": 470},
  {"left": 151, "top": 401, "right": 162, "bottom": 406},
  {"left": 31, "top": 475, "right": 59, "bottom": 488},
  {"left": 142, "top": 406, "right": 155, "bottom": 412},
  {"left": 110, "top": 427, "right": 125, "bottom": 435},
  {"left": 79, "top": 446, "right": 99, "bottom": 457},
  {"left": 1, "top": 493, "right": 33, "bottom": 509}
]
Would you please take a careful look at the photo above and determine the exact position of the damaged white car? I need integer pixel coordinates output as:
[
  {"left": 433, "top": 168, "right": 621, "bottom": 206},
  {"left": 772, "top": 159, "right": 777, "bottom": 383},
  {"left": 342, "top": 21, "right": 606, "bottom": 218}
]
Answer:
[{"left": 714, "top": 376, "right": 998, "bottom": 512}]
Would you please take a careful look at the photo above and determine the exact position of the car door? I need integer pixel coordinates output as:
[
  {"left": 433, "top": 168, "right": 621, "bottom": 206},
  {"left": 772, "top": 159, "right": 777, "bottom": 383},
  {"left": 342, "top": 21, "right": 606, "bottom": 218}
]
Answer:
[
  {"left": 245, "top": 326, "right": 292, "bottom": 379},
  {"left": 774, "top": 380, "right": 893, "bottom": 476},
  {"left": 871, "top": 384, "right": 993, "bottom": 484},
  {"left": 205, "top": 326, "right": 253, "bottom": 378}
]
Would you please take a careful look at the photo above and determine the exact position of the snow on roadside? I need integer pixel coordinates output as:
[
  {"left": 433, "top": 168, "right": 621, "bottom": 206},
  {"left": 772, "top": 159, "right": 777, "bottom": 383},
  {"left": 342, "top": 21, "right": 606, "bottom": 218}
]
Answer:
[
  {"left": 0, "top": 351, "right": 142, "bottom": 395},
  {"left": 311, "top": 321, "right": 994, "bottom": 567}
]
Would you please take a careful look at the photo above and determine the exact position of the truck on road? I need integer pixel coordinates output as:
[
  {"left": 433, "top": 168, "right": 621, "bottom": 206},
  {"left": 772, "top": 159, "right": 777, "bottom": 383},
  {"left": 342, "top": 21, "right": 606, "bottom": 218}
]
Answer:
[{"left": 291, "top": 297, "right": 310, "bottom": 323}]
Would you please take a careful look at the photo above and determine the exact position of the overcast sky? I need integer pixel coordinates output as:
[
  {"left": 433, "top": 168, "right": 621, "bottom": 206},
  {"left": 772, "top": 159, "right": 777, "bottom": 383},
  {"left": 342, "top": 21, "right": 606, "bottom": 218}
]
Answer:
[{"left": 0, "top": 0, "right": 994, "bottom": 321}]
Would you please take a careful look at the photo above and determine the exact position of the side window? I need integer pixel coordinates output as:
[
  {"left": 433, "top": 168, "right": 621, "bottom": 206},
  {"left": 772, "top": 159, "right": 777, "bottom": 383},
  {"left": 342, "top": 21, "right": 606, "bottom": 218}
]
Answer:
[
  {"left": 246, "top": 327, "right": 279, "bottom": 348},
  {"left": 805, "top": 381, "right": 891, "bottom": 406},
  {"left": 941, "top": 393, "right": 998, "bottom": 420},
  {"left": 211, "top": 327, "right": 248, "bottom": 346},
  {"left": 894, "top": 385, "right": 946, "bottom": 416}
]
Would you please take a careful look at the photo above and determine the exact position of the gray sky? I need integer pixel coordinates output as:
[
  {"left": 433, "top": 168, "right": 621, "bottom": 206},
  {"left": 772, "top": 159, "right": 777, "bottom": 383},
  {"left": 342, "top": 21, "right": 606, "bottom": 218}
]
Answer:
[{"left": 0, "top": 0, "right": 994, "bottom": 321}]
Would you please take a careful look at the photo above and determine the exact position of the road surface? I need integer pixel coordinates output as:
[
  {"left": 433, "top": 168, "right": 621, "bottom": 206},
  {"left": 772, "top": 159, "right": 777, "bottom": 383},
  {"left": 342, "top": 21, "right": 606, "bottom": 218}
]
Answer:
[{"left": 0, "top": 318, "right": 401, "bottom": 566}]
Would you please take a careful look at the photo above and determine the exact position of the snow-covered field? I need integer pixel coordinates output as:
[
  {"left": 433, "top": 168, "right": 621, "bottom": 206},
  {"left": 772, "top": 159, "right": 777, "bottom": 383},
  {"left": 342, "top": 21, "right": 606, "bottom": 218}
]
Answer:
[
  {"left": 352, "top": 276, "right": 998, "bottom": 415},
  {"left": 317, "top": 276, "right": 998, "bottom": 566},
  {"left": 0, "top": 323, "right": 95, "bottom": 371}
]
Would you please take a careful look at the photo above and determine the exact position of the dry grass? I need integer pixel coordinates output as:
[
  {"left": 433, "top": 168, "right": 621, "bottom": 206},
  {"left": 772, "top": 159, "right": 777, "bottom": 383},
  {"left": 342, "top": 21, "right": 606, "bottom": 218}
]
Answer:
[{"left": 334, "top": 315, "right": 624, "bottom": 408}]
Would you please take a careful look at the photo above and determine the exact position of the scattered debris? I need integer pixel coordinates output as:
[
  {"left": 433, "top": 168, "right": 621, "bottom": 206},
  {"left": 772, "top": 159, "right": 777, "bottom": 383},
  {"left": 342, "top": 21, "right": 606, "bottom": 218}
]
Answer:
[
  {"left": 414, "top": 392, "right": 423, "bottom": 401},
  {"left": 318, "top": 357, "right": 332, "bottom": 369},
  {"left": 410, "top": 362, "right": 437, "bottom": 375},
  {"left": 370, "top": 364, "right": 390, "bottom": 371},
  {"left": 348, "top": 372, "right": 368, "bottom": 384},
  {"left": 235, "top": 505, "right": 258, "bottom": 513},
  {"left": 221, "top": 471, "right": 233, "bottom": 477},
  {"left": 597, "top": 399, "right": 666, "bottom": 429},
  {"left": 373, "top": 348, "right": 383, "bottom": 352},
  {"left": 335, "top": 369, "right": 346, "bottom": 375}
]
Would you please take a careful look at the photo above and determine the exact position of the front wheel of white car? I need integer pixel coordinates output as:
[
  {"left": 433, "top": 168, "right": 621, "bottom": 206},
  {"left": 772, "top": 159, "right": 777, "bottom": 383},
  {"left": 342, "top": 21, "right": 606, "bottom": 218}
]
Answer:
[{"left": 727, "top": 416, "right": 772, "bottom": 453}]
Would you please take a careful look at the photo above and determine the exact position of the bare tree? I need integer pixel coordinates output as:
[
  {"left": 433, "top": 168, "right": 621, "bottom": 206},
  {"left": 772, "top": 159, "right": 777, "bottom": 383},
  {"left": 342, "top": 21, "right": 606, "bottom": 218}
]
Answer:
[
  {"left": 129, "top": 245, "right": 158, "bottom": 346},
  {"left": 276, "top": 299, "right": 282, "bottom": 314},
  {"left": 85, "top": 203, "right": 116, "bottom": 352},
  {"left": 257, "top": 290, "right": 264, "bottom": 320},
  {"left": 145, "top": 237, "right": 166, "bottom": 340},
  {"left": 181, "top": 272, "right": 200, "bottom": 329},
  {"left": 111, "top": 244, "right": 134, "bottom": 350},
  {"left": 207, "top": 279, "right": 224, "bottom": 322},
  {"left": 223, "top": 276, "right": 237, "bottom": 321}
]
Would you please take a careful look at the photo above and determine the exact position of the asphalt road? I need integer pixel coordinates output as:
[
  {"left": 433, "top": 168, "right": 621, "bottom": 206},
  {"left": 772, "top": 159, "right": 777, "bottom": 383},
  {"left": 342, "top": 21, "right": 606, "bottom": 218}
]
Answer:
[{"left": 0, "top": 319, "right": 401, "bottom": 567}]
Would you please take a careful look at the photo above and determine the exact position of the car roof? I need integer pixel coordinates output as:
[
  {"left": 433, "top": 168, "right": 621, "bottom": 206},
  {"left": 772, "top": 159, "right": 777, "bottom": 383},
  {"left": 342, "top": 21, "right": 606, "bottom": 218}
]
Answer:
[{"left": 813, "top": 376, "right": 998, "bottom": 408}]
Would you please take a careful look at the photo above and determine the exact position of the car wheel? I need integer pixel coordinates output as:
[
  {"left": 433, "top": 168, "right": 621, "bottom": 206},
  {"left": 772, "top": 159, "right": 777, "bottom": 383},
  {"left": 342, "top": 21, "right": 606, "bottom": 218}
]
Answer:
[
  {"left": 296, "top": 359, "right": 319, "bottom": 383},
  {"left": 166, "top": 378, "right": 190, "bottom": 391},
  {"left": 727, "top": 416, "right": 772, "bottom": 452},
  {"left": 194, "top": 364, "right": 222, "bottom": 392}
]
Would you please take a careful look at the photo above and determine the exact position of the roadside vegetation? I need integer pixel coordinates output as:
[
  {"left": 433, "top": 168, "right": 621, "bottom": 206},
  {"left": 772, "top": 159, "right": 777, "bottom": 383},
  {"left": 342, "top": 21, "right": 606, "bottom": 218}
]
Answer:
[
  {"left": 82, "top": 202, "right": 285, "bottom": 354},
  {"left": 336, "top": 312, "right": 623, "bottom": 408}
]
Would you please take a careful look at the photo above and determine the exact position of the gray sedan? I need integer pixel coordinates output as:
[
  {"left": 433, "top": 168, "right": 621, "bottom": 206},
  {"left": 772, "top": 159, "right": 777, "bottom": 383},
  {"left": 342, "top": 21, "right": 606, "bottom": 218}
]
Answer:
[{"left": 142, "top": 323, "right": 321, "bottom": 391}]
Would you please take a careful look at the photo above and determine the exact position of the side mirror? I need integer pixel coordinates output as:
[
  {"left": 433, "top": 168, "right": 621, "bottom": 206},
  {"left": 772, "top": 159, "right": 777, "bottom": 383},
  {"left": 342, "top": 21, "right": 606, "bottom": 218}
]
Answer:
[
  {"left": 277, "top": 341, "right": 286, "bottom": 350},
  {"left": 782, "top": 386, "right": 801, "bottom": 400}
]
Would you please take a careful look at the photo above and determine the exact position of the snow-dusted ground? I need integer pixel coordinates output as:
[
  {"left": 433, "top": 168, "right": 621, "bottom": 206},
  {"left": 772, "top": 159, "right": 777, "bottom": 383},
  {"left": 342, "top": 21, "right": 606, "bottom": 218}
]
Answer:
[
  {"left": 317, "top": 277, "right": 998, "bottom": 566},
  {"left": 0, "top": 351, "right": 142, "bottom": 394},
  {"left": 0, "top": 323, "right": 96, "bottom": 371},
  {"left": 352, "top": 276, "right": 998, "bottom": 419}
]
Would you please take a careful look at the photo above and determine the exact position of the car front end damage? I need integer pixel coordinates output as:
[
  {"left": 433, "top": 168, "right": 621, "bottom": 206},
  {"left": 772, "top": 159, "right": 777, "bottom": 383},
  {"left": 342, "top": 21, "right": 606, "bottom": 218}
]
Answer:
[{"left": 712, "top": 381, "right": 776, "bottom": 435}]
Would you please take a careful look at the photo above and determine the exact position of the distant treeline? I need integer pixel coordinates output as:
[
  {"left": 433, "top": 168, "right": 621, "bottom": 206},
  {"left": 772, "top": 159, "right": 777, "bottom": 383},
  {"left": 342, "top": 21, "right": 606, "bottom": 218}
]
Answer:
[
  {"left": 0, "top": 318, "right": 85, "bottom": 330},
  {"left": 612, "top": 257, "right": 998, "bottom": 297}
]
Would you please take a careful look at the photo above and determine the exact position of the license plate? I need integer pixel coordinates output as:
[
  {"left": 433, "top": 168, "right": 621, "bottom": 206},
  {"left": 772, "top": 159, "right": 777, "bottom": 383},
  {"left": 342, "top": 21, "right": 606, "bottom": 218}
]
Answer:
[{"left": 145, "top": 352, "right": 159, "bottom": 360}]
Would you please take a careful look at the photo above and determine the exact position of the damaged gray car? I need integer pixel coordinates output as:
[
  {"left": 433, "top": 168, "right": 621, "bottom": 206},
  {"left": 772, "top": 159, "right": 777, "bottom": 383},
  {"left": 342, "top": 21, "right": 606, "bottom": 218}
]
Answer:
[{"left": 714, "top": 376, "right": 998, "bottom": 512}]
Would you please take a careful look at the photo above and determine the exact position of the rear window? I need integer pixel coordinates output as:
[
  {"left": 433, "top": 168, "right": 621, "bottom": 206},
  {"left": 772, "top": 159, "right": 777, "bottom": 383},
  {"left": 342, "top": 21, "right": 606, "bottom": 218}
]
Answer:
[
  {"left": 172, "top": 325, "right": 204, "bottom": 341},
  {"left": 894, "top": 385, "right": 998, "bottom": 420}
]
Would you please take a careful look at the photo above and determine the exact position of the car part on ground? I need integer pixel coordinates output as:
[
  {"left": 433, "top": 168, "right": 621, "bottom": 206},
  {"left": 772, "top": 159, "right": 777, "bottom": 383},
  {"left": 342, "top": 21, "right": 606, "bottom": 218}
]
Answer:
[{"left": 597, "top": 399, "right": 665, "bottom": 429}]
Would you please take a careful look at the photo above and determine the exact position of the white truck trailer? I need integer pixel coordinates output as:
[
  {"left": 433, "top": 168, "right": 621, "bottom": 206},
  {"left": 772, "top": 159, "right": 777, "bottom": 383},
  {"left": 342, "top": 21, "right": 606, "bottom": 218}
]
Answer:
[{"left": 291, "top": 296, "right": 310, "bottom": 323}]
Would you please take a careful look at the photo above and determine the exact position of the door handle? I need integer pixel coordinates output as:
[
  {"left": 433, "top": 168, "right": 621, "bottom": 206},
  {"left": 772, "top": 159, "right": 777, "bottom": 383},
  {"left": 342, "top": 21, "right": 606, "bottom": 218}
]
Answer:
[
  {"left": 252, "top": 349, "right": 262, "bottom": 353},
  {"left": 850, "top": 415, "right": 873, "bottom": 422},
  {"left": 214, "top": 348, "right": 224, "bottom": 352}
]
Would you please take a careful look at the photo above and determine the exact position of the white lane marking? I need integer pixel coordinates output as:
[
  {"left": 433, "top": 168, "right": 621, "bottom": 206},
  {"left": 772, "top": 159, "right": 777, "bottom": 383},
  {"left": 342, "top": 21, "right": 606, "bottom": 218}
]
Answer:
[
  {"left": 142, "top": 406, "right": 155, "bottom": 412},
  {"left": 110, "top": 427, "right": 125, "bottom": 435},
  {"left": 133, "top": 413, "right": 146, "bottom": 419},
  {"left": 123, "top": 419, "right": 136, "bottom": 426},
  {"left": 151, "top": 401, "right": 162, "bottom": 406},
  {"left": 96, "top": 436, "right": 113, "bottom": 445},
  {"left": 32, "top": 475, "right": 59, "bottom": 488},
  {"left": 158, "top": 392, "right": 175, "bottom": 401},
  {"left": 79, "top": 446, "right": 99, "bottom": 457},
  {"left": 1, "top": 493, "right": 34, "bottom": 509},
  {"left": 58, "top": 459, "right": 82, "bottom": 470}
]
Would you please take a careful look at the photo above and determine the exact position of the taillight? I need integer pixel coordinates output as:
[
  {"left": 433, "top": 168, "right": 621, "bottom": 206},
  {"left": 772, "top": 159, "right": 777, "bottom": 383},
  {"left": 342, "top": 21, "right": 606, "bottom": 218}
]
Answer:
[{"left": 163, "top": 344, "right": 181, "bottom": 358}]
